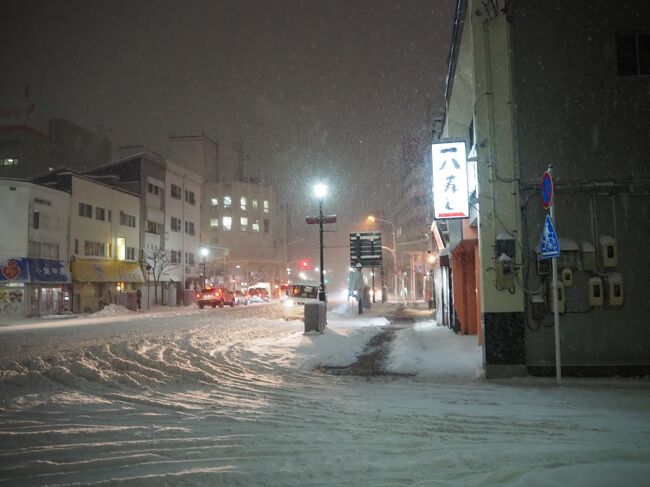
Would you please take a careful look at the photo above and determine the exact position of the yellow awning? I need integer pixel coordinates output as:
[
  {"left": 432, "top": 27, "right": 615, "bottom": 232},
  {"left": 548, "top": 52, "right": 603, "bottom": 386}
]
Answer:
[{"left": 71, "top": 259, "right": 145, "bottom": 283}]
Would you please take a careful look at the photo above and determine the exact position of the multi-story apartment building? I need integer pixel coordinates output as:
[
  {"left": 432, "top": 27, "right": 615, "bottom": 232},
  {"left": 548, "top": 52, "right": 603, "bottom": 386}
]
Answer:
[
  {"left": 438, "top": 0, "right": 650, "bottom": 377},
  {"left": 32, "top": 170, "right": 142, "bottom": 314},
  {"left": 202, "top": 179, "right": 288, "bottom": 294},
  {"left": 86, "top": 150, "right": 203, "bottom": 305},
  {"left": 0, "top": 179, "right": 71, "bottom": 318}
]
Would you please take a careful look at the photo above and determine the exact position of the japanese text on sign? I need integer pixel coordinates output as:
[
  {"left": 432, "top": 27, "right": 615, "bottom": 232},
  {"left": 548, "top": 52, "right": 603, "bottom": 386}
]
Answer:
[{"left": 432, "top": 141, "right": 469, "bottom": 219}]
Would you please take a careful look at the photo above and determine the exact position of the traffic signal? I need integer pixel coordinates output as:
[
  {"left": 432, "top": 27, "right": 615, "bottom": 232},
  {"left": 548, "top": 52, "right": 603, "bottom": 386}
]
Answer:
[{"left": 299, "top": 258, "right": 313, "bottom": 270}]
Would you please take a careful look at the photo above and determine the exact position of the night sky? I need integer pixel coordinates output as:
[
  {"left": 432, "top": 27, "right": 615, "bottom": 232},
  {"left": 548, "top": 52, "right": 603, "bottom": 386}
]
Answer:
[{"left": 2, "top": 0, "right": 455, "bottom": 275}]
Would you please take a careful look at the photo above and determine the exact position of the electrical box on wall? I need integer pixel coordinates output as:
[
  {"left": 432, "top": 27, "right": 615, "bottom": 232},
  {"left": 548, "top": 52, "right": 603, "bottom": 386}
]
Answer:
[
  {"left": 580, "top": 241, "right": 596, "bottom": 271},
  {"left": 607, "top": 273, "right": 624, "bottom": 306},
  {"left": 496, "top": 253, "right": 514, "bottom": 290},
  {"left": 561, "top": 268, "right": 573, "bottom": 287},
  {"left": 495, "top": 233, "right": 516, "bottom": 291},
  {"left": 557, "top": 238, "right": 579, "bottom": 269},
  {"left": 588, "top": 276, "right": 604, "bottom": 306},
  {"left": 599, "top": 235, "right": 617, "bottom": 268},
  {"left": 530, "top": 294, "right": 546, "bottom": 320},
  {"left": 548, "top": 281, "right": 565, "bottom": 314},
  {"left": 495, "top": 232, "right": 516, "bottom": 259}
]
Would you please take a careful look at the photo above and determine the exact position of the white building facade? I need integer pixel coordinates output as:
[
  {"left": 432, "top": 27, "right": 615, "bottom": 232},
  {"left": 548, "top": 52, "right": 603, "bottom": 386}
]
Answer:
[
  {"left": 33, "top": 170, "right": 143, "bottom": 314},
  {"left": 0, "top": 179, "right": 71, "bottom": 318},
  {"left": 202, "top": 180, "right": 288, "bottom": 295}
]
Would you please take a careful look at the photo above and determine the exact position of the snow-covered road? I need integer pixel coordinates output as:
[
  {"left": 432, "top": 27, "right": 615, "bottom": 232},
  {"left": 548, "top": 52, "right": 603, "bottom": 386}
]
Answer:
[{"left": 1, "top": 302, "right": 649, "bottom": 486}]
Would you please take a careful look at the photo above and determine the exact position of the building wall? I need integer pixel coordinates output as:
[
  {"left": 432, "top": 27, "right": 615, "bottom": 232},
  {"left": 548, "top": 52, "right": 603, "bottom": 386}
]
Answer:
[
  {"left": 169, "top": 134, "right": 219, "bottom": 182},
  {"left": 70, "top": 175, "right": 140, "bottom": 263},
  {"left": 0, "top": 180, "right": 71, "bottom": 317},
  {"left": 202, "top": 180, "right": 287, "bottom": 289},
  {"left": 511, "top": 0, "right": 650, "bottom": 370},
  {"left": 165, "top": 160, "right": 202, "bottom": 285},
  {"left": 443, "top": 0, "right": 650, "bottom": 375}
]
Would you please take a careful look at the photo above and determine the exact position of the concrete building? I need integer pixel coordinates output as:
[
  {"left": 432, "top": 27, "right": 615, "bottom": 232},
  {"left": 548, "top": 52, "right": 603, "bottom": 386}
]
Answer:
[
  {"left": 32, "top": 170, "right": 143, "bottom": 314},
  {"left": 169, "top": 134, "right": 219, "bottom": 182},
  {"left": 202, "top": 179, "right": 288, "bottom": 295},
  {"left": 0, "top": 179, "right": 71, "bottom": 318},
  {"left": 86, "top": 151, "right": 203, "bottom": 305},
  {"left": 0, "top": 98, "right": 50, "bottom": 179},
  {"left": 0, "top": 98, "right": 111, "bottom": 179},
  {"left": 438, "top": 0, "right": 650, "bottom": 377}
]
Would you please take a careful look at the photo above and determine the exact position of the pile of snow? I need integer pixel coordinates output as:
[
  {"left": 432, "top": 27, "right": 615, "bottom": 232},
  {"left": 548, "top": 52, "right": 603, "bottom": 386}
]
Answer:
[{"left": 90, "top": 304, "right": 135, "bottom": 317}]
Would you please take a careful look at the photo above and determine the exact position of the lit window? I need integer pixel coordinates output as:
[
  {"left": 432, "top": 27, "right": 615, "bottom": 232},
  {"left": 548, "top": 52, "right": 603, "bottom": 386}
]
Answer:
[
  {"left": 1, "top": 158, "right": 19, "bottom": 166},
  {"left": 240, "top": 217, "right": 248, "bottom": 231},
  {"left": 116, "top": 237, "right": 126, "bottom": 260},
  {"left": 224, "top": 196, "right": 232, "bottom": 208},
  {"left": 210, "top": 218, "right": 220, "bottom": 227},
  {"left": 263, "top": 200, "right": 269, "bottom": 213},
  {"left": 252, "top": 219, "right": 260, "bottom": 232},
  {"left": 223, "top": 216, "right": 232, "bottom": 231},
  {"left": 240, "top": 196, "right": 247, "bottom": 211},
  {"left": 252, "top": 199, "right": 258, "bottom": 210},
  {"left": 211, "top": 197, "right": 219, "bottom": 207}
]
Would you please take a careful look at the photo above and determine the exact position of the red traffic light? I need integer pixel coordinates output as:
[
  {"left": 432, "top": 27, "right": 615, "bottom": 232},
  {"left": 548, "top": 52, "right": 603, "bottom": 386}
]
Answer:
[{"left": 299, "top": 258, "right": 313, "bottom": 270}]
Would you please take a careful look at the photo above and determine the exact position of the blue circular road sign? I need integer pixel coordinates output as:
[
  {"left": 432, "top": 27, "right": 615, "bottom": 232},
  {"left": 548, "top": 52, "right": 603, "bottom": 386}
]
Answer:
[{"left": 541, "top": 171, "right": 553, "bottom": 209}]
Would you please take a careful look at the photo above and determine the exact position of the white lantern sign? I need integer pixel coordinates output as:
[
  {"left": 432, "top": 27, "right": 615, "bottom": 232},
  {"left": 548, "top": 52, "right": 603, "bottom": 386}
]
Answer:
[{"left": 432, "top": 141, "right": 469, "bottom": 219}]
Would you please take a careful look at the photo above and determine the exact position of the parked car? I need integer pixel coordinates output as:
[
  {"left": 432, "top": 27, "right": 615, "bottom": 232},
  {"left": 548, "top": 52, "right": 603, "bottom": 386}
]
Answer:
[
  {"left": 196, "top": 287, "right": 236, "bottom": 308},
  {"left": 234, "top": 290, "right": 249, "bottom": 305},
  {"left": 248, "top": 288, "right": 270, "bottom": 303},
  {"left": 219, "top": 287, "right": 236, "bottom": 307}
]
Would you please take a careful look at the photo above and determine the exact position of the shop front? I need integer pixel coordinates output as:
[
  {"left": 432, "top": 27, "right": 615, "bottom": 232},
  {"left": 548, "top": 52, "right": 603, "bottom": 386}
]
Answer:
[
  {"left": 0, "top": 257, "right": 71, "bottom": 318},
  {"left": 70, "top": 258, "right": 145, "bottom": 313}
]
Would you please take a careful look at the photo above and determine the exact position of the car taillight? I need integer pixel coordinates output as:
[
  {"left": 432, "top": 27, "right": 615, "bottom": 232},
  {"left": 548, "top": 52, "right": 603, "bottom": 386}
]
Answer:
[{"left": 196, "top": 293, "right": 200, "bottom": 298}]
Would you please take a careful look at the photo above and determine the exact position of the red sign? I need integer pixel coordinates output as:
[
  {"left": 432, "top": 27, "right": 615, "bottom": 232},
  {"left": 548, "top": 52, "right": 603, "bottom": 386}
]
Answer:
[
  {"left": 541, "top": 170, "right": 553, "bottom": 209},
  {"left": 305, "top": 215, "right": 337, "bottom": 224}
]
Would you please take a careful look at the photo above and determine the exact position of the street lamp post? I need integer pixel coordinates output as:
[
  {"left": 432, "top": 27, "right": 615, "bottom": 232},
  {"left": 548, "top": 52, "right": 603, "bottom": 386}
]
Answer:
[
  {"left": 200, "top": 247, "right": 208, "bottom": 288},
  {"left": 314, "top": 183, "right": 327, "bottom": 302},
  {"left": 368, "top": 215, "right": 399, "bottom": 302}
]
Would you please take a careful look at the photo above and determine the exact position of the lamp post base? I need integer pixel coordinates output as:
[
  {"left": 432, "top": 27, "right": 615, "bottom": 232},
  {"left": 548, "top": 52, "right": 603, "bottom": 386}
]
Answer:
[{"left": 318, "top": 288, "right": 327, "bottom": 302}]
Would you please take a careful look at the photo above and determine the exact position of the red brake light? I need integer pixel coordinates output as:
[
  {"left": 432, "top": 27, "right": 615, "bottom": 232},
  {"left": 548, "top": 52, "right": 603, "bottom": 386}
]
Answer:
[{"left": 196, "top": 293, "right": 200, "bottom": 298}]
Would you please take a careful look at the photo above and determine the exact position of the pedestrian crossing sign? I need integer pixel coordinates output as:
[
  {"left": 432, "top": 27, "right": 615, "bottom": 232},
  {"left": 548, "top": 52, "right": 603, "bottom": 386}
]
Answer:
[{"left": 540, "top": 214, "right": 560, "bottom": 259}]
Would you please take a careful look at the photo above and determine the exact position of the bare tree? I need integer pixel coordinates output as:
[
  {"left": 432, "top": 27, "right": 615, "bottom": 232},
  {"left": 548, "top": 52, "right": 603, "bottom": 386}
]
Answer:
[
  {"left": 203, "top": 260, "right": 229, "bottom": 287},
  {"left": 143, "top": 250, "right": 176, "bottom": 305}
]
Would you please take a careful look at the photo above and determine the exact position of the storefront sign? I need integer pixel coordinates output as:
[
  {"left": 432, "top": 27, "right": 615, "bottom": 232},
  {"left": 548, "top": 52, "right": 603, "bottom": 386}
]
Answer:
[
  {"left": 432, "top": 141, "right": 469, "bottom": 219},
  {"left": 0, "top": 259, "right": 29, "bottom": 282},
  {"left": 0, "top": 258, "right": 70, "bottom": 283}
]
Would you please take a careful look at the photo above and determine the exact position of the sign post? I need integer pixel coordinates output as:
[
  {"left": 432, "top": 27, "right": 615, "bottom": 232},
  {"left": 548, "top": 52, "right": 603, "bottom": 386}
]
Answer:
[{"left": 540, "top": 165, "right": 561, "bottom": 385}]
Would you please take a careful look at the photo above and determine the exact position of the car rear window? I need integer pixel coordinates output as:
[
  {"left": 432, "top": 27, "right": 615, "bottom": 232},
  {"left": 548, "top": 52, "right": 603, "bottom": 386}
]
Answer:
[{"left": 290, "top": 285, "right": 317, "bottom": 299}]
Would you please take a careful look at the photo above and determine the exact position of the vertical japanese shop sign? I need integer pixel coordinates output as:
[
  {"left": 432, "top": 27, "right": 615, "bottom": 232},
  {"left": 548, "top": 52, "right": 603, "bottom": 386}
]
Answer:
[{"left": 432, "top": 141, "right": 469, "bottom": 219}]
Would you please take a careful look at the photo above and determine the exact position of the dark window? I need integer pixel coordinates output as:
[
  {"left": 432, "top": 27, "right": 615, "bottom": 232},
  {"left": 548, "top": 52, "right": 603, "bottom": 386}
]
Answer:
[
  {"left": 33, "top": 210, "right": 40, "bottom": 229},
  {"left": 171, "top": 216, "right": 181, "bottom": 232},
  {"left": 171, "top": 184, "right": 182, "bottom": 199},
  {"left": 96, "top": 207, "right": 105, "bottom": 221},
  {"left": 616, "top": 32, "right": 650, "bottom": 76},
  {"left": 79, "top": 202, "right": 92, "bottom": 218},
  {"left": 75, "top": 238, "right": 78, "bottom": 254},
  {"left": 263, "top": 219, "right": 270, "bottom": 233},
  {"left": 126, "top": 247, "right": 136, "bottom": 260},
  {"left": 120, "top": 211, "right": 136, "bottom": 227}
]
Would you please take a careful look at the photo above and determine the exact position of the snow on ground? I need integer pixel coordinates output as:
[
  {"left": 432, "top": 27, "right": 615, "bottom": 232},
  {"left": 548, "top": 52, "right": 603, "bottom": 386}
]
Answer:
[{"left": 0, "top": 301, "right": 649, "bottom": 486}]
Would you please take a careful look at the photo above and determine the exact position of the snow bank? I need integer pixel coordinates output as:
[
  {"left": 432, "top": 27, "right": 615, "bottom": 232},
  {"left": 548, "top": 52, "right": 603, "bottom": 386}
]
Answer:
[{"left": 91, "top": 304, "right": 135, "bottom": 317}]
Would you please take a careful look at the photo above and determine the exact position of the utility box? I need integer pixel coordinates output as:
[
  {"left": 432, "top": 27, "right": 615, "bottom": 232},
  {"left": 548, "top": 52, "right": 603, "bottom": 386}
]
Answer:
[{"left": 304, "top": 302, "right": 327, "bottom": 333}]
